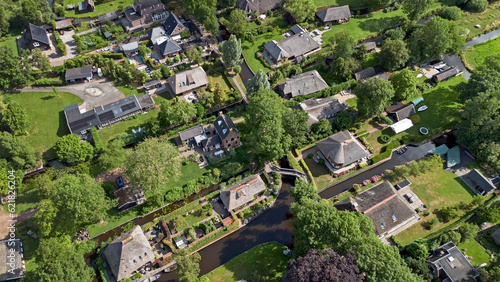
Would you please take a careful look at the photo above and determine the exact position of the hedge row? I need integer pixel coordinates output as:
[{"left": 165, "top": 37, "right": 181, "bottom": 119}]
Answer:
[
  {"left": 222, "top": 70, "right": 242, "bottom": 97},
  {"left": 287, "top": 152, "right": 304, "bottom": 173},
  {"left": 102, "top": 52, "right": 124, "bottom": 60},
  {"left": 90, "top": 127, "right": 105, "bottom": 153},
  {"left": 300, "top": 159, "right": 317, "bottom": 190},
  {"left": 371, "top": 141, "right": 399, "bottom": 163}
]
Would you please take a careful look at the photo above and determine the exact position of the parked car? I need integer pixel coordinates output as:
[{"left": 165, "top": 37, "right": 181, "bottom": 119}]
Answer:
[{"left": 116, "top": 176, "right": 125, "bottom": 189}]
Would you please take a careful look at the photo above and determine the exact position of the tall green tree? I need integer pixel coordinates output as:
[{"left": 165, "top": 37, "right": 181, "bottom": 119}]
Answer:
[
  {"left": 402, "top": 0, "right": 435, "bottom": 22},
  {"left": 35, "top": 237, "right": 95, "bottom": 282},
  {"left": 283, "top": 108, "right": 309, "bottom": 148},
  {"left": 98, "top": 139, "right": 126, "bottom": 171},
  {"left": 0, "top": 7, "right": 9, "bottom": 37},
  {"left": 355, "top": 78, "right": 395, "bottom": 118},
  {"left": 31, "top": 48, "right": 51, "bottom": 70},
  {"left": 52, "top": 173, "right": 113, "bottom": 234},
  {"left": 176, "top": 248, "right": 202, "bottom": 282},
  {"left": 290, "top": 179, "right": 319, "bottom": 204},
  {"left": 333, "top": 30, "right": 356, "bottom": 59},
  {"left": 466, "top": 0, "right": 488, "bottom": 13},
  {"left": 158, "top": 99, "right": 197, "bottom": 127},
  {"left": 181, "top": 0, "right": 219, "bottom": 35},
  {"left": 22, "top": 0, "right": 54, "bottom": 26},
  {"left": 284, "top": 0, "right": 315, "bottom": 22},
  {"left": 54, "top": 134, "right": 94, "bottom": 164},
  {"left": 34, "top": 199, "right": 58, "bottom": 237},
  {"left": 0, "top": 46, "right": 29, "bottom": 88},
  {"left": 0, "top": 131, "right": 37, "bottom": 169},
  {"left": 390, "top": 68, "right": 418, "bottom": 101},
  {"left": 2, "top": 101, "right": 28, "bottom": 135},
  {"left": 459, "top": 54, "right": 500, "bottom": 101},
  {"left": 245, "top": 89, "right": 291, "bottom": 161},
  {"left": 291, "top": 199, "right": 421, "bottom": 281},
  {"left": 332, "top": 111, "right": 354, "bottom": 132},
  {"left": 331, "top": 57, "right": 360, "bottom": 82},
  {"left": 378, "top": 39, "right": 410, "bottom": 71},
  {"left": 220, "top": 34, "right": 242, "bottom": 68},
  {"left": 246, "top": 69, "right": 270, "bottom": 95},
  {"left": 225, "top": 9, "right": 248, "bottom": 35},
  {"left": 124, "top": 137, "right": 181, "bottom": 204},
  {"left": 408, "top": 17, "right": 465, "bottom": 62},
  {"left": 186, "top": 45, "right": 204, "bottom": 65}
]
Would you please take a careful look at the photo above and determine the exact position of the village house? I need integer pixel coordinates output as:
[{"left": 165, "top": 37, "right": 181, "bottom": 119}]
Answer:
[
  {"left": 65, "top": 65, "right": 93, "bottom": 83},
  {"left": 64, "top": 94, "right": 154, "bottom": 135},
  {"left": 295, "top": 96, "right": 348, "bottom": 127},
  {"left": 167, "top": 66, "right": 208, "bottom": 96},
  {"left": 124, "top": 0, "right": 168, "bottom": 28},
  {"left": 264, "top": 25, "right": 321, "bottom": 65},
  {"left": 147, "top": 26, "right": 167, "bottom": 45},
  {"left": 335, "top": 180, "right": 420, "bottom": 239},
  {"left": 24, "top": 23, "right": 52, "bottom": 51},
  {"left": 55, "top": 19, "right": 73, "bottom": 30},
  {"left": 120, "top": 41, "right": 140, "bottom": 58},
  {"left": 385, "top": 102, "right": 416, "bottom": 122},
  {"left": 427, "top": 242, "right": 479, "bottom": 282},
  {"left": 98, "top": 11, "right": 119, "bottom": 24},
  {"left": 143, "top": 79, "right": 162, "bottom": 91},
  {"left": 115, "top": 186, "right": 146, "bottom": 211},
  {"left": 465, "top": 169, "right": 497, "bottom": 196},
  {"left": 158, "top": 39, "right": 182, "bottom": 58},
  {"left": 277, "top": 70, "right": 329, "bottom": 99},
  {"left": 104, "top": 226, "right": 155, "bottom": 282},
  {"left": 316, "top": 5, "right": 351, "bottom": 24},
  {"left": 363, "top": 42, "right": 377, "bottom": 53},
  {"left": 178, "top": 114, "right": 241, "bottom": 156},
  {"left": 78, "top": 0, "right": 95, "bottom": 13},
  {"left": 163, "top": 13, "right": 188, "bottom": 41},
  {"left": 432, "top": 66, "right": 460, "bottom": 82},
  {"left": 316, "top": 130, "right": 370, "bottom": 176},
  {"left": 0, "top": 239, "right": 25, "bottom": 281},
  {"left": 236, "top": 0, "right": 282, "bottom": 15},
  {"left": 354, "top": 67, "right": 390, "bottom": 81},
  {"left": 221, "top": 175, "right": 267, "bottom": 211}
]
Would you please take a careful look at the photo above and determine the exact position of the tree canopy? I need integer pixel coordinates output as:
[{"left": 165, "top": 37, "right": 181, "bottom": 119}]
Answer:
[
  {"left": 390, "top": 68, "right": 418, "bottom": 101},
  {"left": 247, "top": 69, "right": 270, "bottom": 95},
  {"left": 283, "top": 249, "right": 364, "bottom": 282},
  {"left": 402, "top": 0, "right": 435, "bottom": 22},
  {"left": 283, "top": 0, "right": 315, "bottom": 23},
  {"left": 220, "top": 34, "right": 242, "bottom": 68},
  {"left": 355, "top": 78, "right": 395, "bottom": 118},
  {"left": 1, "top": 101, "right": 28, "bottom": 135},
  {"left": 283, "top": 108, "right": 309, "bottom": 148},
  {"left": 0, "top": 46, "right": 30, "bottom": 88},
  {"left": 225, "top": 9, "right": 248, "bottom": 35},
  {"left": 176, "top": 248, "right": 202, "bottom": 282},
  {"left": 290, "top": 179, "right": 320, "bottom": 204},
  {"left": 158, "top": 99, "right": 197, "bottom": 127},
  {"left": 54, "top": 134, "right": 94, "bottom": 164},
  {"left": 124, "top": 137, "right": 180, "bottom": 204},
  {"left": 378, "top": 39, "right": 410, "bottom": 71},
  {"left": 180, "top": 0, "right": 219, "bottom": 35},
  {"left": 0, "top": 131, "right": 37, "bottom": 170}
]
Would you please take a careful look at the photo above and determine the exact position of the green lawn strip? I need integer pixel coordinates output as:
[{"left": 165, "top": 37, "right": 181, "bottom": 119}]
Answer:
[
  {"left": 363, "top": 52, "right": 378, "bottom": 68},
  {"left": 14, "top": 189, "right": 39, "bottom": 213},
  {"left": 302, "top": 156, "right": 333, "bottom": 189},
  {"left": 87, "top": 204, "right": 145, "bottom": 237},
  {"left": 15, "top": 220, "right": 40, "bottom": 273},
  {"left": 346, "top": 97, "right": 358, "bottom": 111},
  {"left": 207, "top": 70, "right": 233, "bottom": 90},
  {"left": 241, "top": 32, "right": 284, "bottom": 73},
  {"left": 7, "top": 91, "right": 83, "bottom": 159},
  {"left": 202, "top": 242, "right": 288, "bottom": 282},
  {"left": 457, "top": 239, "right": 491, "bottom": 266},
  {"left": 395, "top": 168, "right": 475, "bottom": 245},
  {"left": 0, "top": 37, "right": 19, "bottom": 56},
  {"left": 463, "top": 36, "right": 500, "bottom": 70},
  {"left": 115, "top": 84, "right": 146, "bottom": 97},
  {"left": 64, "top": 0, "right": 136, "bottom": 18}
]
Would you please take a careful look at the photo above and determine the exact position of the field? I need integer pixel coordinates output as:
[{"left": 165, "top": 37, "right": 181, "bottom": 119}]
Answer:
[
  {"left": 463, "top": 36, "right": 500, "bottom": 70},
  {"left": 454, "top": 2, "right": 500, "bottom": 40},
  {"left": 5, "top": 91, "right": 83, "bottom": 159},
  {"left": 64, "top": 0, "right": 136, "bottom": 18},
  {"left": 395, "top": 168, "right": 475, "bottom": 245},
  {"left": 0, "top": 37, "right": 19, "bottom": 56},
  {"left": 202, "top": 242, "right": 289, "bottom": 282}
]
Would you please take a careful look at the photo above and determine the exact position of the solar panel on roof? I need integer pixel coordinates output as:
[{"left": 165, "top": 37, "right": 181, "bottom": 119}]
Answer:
[
  {"left": 98, "top": 111, "right": 115, "bottom": 123},
  {"left": 69, "top": 115, "right": 97, "bottom": 132},
  {"left": 121, "top": 102, "right": 137, "bottom": 112}
]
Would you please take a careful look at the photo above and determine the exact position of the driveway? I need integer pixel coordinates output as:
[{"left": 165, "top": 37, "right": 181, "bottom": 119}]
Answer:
[{"left": 15, "top": 78, "right": 125, "bottom": 110}]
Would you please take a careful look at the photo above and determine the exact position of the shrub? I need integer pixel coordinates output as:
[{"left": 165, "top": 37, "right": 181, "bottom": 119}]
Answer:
[
  {"left": 466, "top": 0, "right": 488, "bottom": 13},
  {"left": 379, "top": 134, "right": 391, "bottom": 144},
  {"left": 353, "top": 183, "right": 361, "bottom": 190},
  {"left": 101, "top": 53, "right": 124, "bottom": 59},
  {"left": 440, "top": 6, "right": 461, "bottom": 21},
  {"left": 427, "top": 217, "right": 439, "bottom": 230},
  {"left": 318, "top": 159, "right": 325, "bottom": 165},
  {"left": 410, "top": 114, "right": 421, "bottom": 124},
  {"left": 307, "top": 153, "right": 313, "bottom": 159},
  {"left": 180, "top": 30, "right": 191, "bottom": 39},
  {"left": 232, "top": 65, "right": 241, "bottom": 74}
]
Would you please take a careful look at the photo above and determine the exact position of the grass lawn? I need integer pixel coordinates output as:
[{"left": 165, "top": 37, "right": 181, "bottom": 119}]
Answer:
[
  {"left": 202, "top": 242, "right": 288, "bottom": 282},
  {"left": 16, "top": 220, "right": 40, "bottom": 274},
  {"left": 321, "top": 8, "right": 406, "bottom": 44},
  {"left": 346, "top": 97, "right": 358, "bottom": 111},
  {"left": 0, "top": 37, "right": 19, "bottom": 57},
  {"left": 363, "top": 52, "right": 378, "bottom": 68},
  {"left": 458, "top": 239, "right": 491, "bottom": 266},
  {"left": 64, "top": 0, "right": 136, "bottom": 18},
  {"left": 87, "top": 204, "right": 145, "bottom": 237},
  {"left": 395, "top": 168, "right": 475, "bottom": 245},
  {"left": 242, "top": 32, "right": 284, "bottom": 73},
  {"left": 6, "top": 91, "right": 83, "bottom": 159},
  {"left": 115, "top": 84, "right": 146, "bottom": 97},
  {"left": 463, "top": 36, "right": 500, "bottom": 71},
  {"left": 303, "top": 154, "right": 334, "bottom": 190},
  {"left": 14, "top": 189, "right": 40, "bottom": 213},
  {"left": 454, "top": 2, "right": 500, "bottom": 40},
  {"left": 207, "top": 70, "right": 233, "bottom": 90}
]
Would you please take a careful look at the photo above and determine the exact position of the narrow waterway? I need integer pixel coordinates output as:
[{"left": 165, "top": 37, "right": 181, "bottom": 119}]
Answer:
[{"left": 158, "top": 180, "right": 295, "bottom": 281}]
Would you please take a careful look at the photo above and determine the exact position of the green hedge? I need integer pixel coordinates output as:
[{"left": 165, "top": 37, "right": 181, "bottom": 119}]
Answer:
[
  {"left": 379, "top": 134, "right": 391, "bottom": 144},
  {"left": 371, "top": 141, "right": 399, "bottom": 163},
  {"left": 102, "top": 52, "right": 124, "bottom": 60},
  {"left": 300, "top": 159, "right": 317, "bottom": 190},
  {"left": 90, "top": 127, "right": 105, "bottom": 153},
  {"left": 287, "top": 152, "right": 304, "bottom": 173}
]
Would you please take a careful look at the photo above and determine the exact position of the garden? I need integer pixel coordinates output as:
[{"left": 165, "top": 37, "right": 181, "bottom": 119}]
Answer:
[
  {"left": 463, "top": 36, "right": 500, "bottom": 70},
  {"left": 201, "top": 242, "right": 289, "bottom": 282}
]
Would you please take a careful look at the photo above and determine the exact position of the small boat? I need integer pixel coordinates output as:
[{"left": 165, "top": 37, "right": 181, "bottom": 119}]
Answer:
[
  {"left": 418, "top": 105, "right": 428, "bottom": 112},
  {"left": 164, "top": 264, "right": 178, "bottom": 273}
]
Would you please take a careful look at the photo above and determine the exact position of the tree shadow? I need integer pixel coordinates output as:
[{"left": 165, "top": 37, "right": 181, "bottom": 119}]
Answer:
[
  {"left": 41, "top": 95, "right": 56, "bottom": 100},
  {"left": 358, "top": 16, "right": 406, "bottom": 33}
]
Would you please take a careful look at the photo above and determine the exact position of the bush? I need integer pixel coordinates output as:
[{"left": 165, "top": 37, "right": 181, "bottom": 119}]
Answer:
[
  {"left": 180, "top": 30, "right": 191, "bottom": 39},
  {"left": 379, "top": 134, "right": 391, "bottom": 144},
  {"left": 427, "top": 217, "right": 439, "bottom": 230},
  {"left": 102, "top": 181, "right": 115, "bottom": 197},
  {"left": 307, "top": 153, "right": 313, "bottom": 159},
  {"left": 101, "top": 52, "right": 124, "bottom": 60},
  {"left": 352, "top": 183, "right": 361, "bottom": 190},
  {"left": 232, "top": 65, "right": 241, "bottom": 74},
  {"left": 440, "top": 6, "right": 461, "bottom": 21},
  {"left": 466, "top": 0, "right": 488, "bottom": 13},
  {"left": 410, "top": 114, "right": 421, "bottom": 124},
  {"left": 90, "top": 127, "right": 105, "bottom": 153},
  {"left": 318, "top": 159, "right": 325, "bottom": 166}
]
